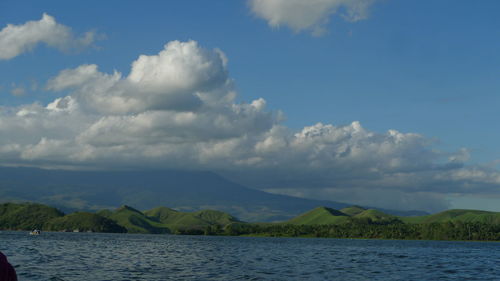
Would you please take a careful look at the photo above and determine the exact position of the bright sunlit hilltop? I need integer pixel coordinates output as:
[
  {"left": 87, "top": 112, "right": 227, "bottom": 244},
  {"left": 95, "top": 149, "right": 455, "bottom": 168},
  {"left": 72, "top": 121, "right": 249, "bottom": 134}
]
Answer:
[{"left": 1, "top": 0, "right": 500, "bottom": 214}]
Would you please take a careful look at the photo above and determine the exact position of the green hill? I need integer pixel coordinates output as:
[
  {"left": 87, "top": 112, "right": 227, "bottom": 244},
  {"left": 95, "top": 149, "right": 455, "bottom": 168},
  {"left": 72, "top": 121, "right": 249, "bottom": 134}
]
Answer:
[
  {"left": 401, "top": 209, "right": 500, "bottom": 224},
  {"left": 288, "top": 206, "right": 349, "bottom": 225},
  {"left": 287, "top": 206, "right": 402, "bottom": 225},
  {"left": 0, "top": 202, "right": 63, "bottom": 230},
  {"left": 99, "top": 205, "right": 170, "bottom": 234},
  {"left": 354, "top": 209, "right": 398, "bottom": 223},
  {"left": 144, "top": 207, "right": 239, "bottom": 232},
  {"left": 193, "top": 209, "right": 239, "bottom": 225},
  {"left": 44, "top": 212, "right": 127, "bottom": 233},
  {"left": 340, "top": 206, "right": 366, "bottom": 216}
]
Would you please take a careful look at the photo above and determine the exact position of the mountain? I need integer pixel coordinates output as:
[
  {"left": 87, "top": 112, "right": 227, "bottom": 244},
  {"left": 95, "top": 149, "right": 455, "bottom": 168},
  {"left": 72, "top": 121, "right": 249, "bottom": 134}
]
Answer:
[
  {"left": 144, "top": 207, "right": 239, "bottom": 231},
  {"left": 0, "top": 202, "right": 63, "bottom": 230},
  {"left": 289, "top": 206, "right": 500, "bottom": 226},
  {"left": 401, "top": 209, "right": 500, "bottom": 224},
  {"left": 0, "top": 202, "right": 239, "bottom": 234},
  {"left": 288, "top": 206, "right": 401, "bottom": 225},
  {"left": 288, "top": 207, "right": 349, "bottom": 225},
  {"left": 340, "top": 206, "right": 366, "bottom": 216},
  {"left": 96, "top": 205, "right": 239, "bottom": 234},
  {"left": 354, "top": 209, "right": 397, "bottom": 222},
  {"left": 98, "top": 205, "right": 170, "bottom": 234},
  {"left": 0, "top": 166, "right": 426, "bottom": 222},
  {"left": 44, "top": 212, "right": 127, "bottom": 233}
]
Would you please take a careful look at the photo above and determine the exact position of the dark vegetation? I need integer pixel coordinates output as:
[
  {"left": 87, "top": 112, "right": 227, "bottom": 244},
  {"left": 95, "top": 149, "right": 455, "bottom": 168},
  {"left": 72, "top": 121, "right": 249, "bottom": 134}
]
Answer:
[
  {"left": 44, "top": 212, "right": 127, "bottom": 233},
  {"left": 223, "top": 220, "right": 500, "bottom": 241},
  {"left": 0, "top": 202, "right": 498, "bottom": 241},
  {"left": 0, "top": 202, "right": 63, "bottom": 230}
]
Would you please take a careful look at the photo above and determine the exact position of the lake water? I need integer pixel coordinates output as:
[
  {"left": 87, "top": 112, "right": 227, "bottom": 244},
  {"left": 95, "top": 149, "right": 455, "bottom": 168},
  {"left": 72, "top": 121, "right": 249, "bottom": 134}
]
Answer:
[{"left": 1, "top": 231, "right": 499, "bottom": 281}]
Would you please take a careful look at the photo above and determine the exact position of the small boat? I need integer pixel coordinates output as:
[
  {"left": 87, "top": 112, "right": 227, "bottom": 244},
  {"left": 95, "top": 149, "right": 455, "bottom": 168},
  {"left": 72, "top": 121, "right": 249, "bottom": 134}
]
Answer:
[{"left": 29, "top": 229, "right": 41, "bottom": 235}]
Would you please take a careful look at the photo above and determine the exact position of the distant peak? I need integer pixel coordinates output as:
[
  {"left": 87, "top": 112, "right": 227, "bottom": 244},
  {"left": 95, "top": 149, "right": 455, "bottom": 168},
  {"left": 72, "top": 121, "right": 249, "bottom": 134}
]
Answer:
[
  {"left": 149, "top": 206, "right": 178, "bottom": 213},
  {"left": 312, "top": 206, "right": 346, "bottom": 216},
  {"left": 117, "top": 205, "right": 141, "bottom": 213},
  {"left": 340, "top": 206, "right": 367, "bottom": 216},
  {"left": 346, "top": 205, "right": 366, "bottom": 210}
]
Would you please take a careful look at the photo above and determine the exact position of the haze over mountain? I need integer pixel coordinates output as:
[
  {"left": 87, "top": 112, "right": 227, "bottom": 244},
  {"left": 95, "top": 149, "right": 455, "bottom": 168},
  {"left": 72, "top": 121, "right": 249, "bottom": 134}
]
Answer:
[{"left": 0, "top": 166, "right": 425, "bottom": 222}]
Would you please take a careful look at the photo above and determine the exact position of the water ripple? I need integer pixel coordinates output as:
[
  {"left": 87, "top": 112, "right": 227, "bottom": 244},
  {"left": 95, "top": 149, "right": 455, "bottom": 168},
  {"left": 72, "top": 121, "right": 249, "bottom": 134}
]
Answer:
[{"left": 1, "top": 232, "right": 499, "bottom": 280}]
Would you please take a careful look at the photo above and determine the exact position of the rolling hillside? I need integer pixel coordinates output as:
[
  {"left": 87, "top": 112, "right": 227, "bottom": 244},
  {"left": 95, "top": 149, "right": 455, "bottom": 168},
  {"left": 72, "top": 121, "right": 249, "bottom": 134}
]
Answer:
[
  {"left": 354, "top": 209, "right": 397, "bottom": 222},
  {"left": 44, "top": 212, "right": 127, "bottom": 233},
  {"left": 289, "top": 206, "right": 399, "bottom": 225},
  {"left": 144, "top": 207, "right": 239, "bottom": 231},
  {"left": 96, "top": 205, "right": 240, "bottom": 233},
  {"left": 401, "top": 209, "right": 500, "bottom": 224},
  {"left": 340, "top": 206, "right": 366, "bottom": 216},
  {"left": 0, "top": 202, "right": 63, "bottom": 230},
  {"left": 98, "top": 205, "right": 170, "bottom": 234},
  {"left": 288, "top": 207, "right": 349, "bottom": 225}
]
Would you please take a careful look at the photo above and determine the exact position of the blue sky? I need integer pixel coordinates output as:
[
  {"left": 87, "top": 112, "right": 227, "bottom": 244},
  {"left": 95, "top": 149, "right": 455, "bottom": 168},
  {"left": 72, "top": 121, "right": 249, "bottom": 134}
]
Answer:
[{"left": 1, "top": 0, "right": 500, "bottom": 211}]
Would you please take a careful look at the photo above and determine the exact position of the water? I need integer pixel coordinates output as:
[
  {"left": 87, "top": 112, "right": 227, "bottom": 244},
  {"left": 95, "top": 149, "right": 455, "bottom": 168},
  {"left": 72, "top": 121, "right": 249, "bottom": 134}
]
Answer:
[{"left": 1, "top": 231, "right": 499, "bottom": 281}]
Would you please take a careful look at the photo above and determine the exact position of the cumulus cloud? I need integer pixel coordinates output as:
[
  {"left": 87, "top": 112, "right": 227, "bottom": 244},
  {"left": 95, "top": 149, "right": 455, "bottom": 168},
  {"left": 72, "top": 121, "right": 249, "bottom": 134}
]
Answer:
[
  {"left": 249, "top": 0, "right": 376, "bottom": 35},
  {"left": 0, "top": 13, "right": 96, "bottom": 60},
  {"left": 0, "top": 40, "right": 499, "bottom": 212}
]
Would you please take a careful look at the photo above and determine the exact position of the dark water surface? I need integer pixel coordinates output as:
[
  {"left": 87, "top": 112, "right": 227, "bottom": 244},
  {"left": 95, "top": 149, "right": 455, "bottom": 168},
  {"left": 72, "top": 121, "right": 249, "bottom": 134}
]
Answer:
[{"left": 1, "top": 231, "right": 498, "bottom": 280}]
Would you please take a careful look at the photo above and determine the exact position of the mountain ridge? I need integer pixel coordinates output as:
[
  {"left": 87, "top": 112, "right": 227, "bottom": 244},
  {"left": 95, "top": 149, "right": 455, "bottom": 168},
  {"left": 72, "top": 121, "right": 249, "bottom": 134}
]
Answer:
[{"left": 0, "top": 166, "right": 427, "bottom": 221}]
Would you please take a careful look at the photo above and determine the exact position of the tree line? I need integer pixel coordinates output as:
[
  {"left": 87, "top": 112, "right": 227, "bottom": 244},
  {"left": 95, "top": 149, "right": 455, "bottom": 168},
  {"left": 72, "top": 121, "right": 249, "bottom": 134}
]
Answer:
[{"left": 202, "top": 219, "right": 500, "bottom": 241}]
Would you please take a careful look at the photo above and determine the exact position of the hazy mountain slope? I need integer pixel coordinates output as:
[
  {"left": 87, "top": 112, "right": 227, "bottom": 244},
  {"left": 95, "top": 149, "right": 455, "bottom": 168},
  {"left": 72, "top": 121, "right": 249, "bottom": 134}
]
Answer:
[{"left": 0, "top": 166, "right": 426, "bottom": 221}]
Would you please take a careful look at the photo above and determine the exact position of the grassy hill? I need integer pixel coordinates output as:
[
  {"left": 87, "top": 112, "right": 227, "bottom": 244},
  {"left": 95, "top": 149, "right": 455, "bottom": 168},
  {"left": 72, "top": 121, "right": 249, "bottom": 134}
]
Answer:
[
  {"left": 288, "top": 206, "right": 500, "bottom": 226},
  {"left": 288, "top": 206, "right": 401, "bottom": 225},
  {"left": 2, "top": 201, "right": 498, "bottom": 239},
  {"left": 44, "top": 212, "right": 127, "bottom": 233},
  {"left": 354, "top": 209, "right": 399, "bottom": 223},
  {"left": 401, "top": 209, "right": 500, "bottom": 224},
  {"left": 98, "top": 205, "right": 170, "bottom": 234},
  {"left": 288, "top": 207, "right": 349, "bottom": 225},
  {"left": 0, "top": 202, "right": 63, "bottom": 230},
  {"left": 144, "top": 207, "right": 240, "bottom": 232},
  {"left": 340, "top": 206, "right": 366, "bottom": 216},
  {"left": 97, "top": 205, "right": 240, "bottom": 234}
]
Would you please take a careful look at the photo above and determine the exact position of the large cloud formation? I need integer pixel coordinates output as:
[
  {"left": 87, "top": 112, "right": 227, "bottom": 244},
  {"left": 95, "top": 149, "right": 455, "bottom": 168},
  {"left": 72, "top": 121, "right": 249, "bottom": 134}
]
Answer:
[
  {"left": 1, "top": 40, "right": 499, "bottom": 212},
  {"left": 0, "top": 13, "right": 95, "bottom": 60},
  {"left": 249, "top": 0, "right": 376, "bottom": 35}
]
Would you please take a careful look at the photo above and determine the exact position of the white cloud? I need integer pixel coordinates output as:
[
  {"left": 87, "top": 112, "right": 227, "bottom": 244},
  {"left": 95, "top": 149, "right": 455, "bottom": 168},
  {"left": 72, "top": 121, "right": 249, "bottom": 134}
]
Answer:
[
  {"left": 249, "top": 0, "right": 376, "bottom": 35},
  {"left": 0, "top": 13, "right": 96, "bottom": 60},
  {"left": 46, "top": 41, "right": 233, "bottom": 115},
  {"left": 0, "top": 40, "right": 499, "bottom": 212}
]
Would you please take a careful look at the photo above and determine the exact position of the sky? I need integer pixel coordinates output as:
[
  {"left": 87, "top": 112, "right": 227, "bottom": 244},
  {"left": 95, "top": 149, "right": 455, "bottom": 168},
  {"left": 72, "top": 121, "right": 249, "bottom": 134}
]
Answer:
[{"left": 1, "top": 0, "right": 500, "bottom": 212}]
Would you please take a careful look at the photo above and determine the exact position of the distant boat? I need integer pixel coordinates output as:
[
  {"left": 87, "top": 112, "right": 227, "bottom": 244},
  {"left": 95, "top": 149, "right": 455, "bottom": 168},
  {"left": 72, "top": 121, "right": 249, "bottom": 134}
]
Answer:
[{"left": 29, "top": 229, "right": 41, "bottom": 235}]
